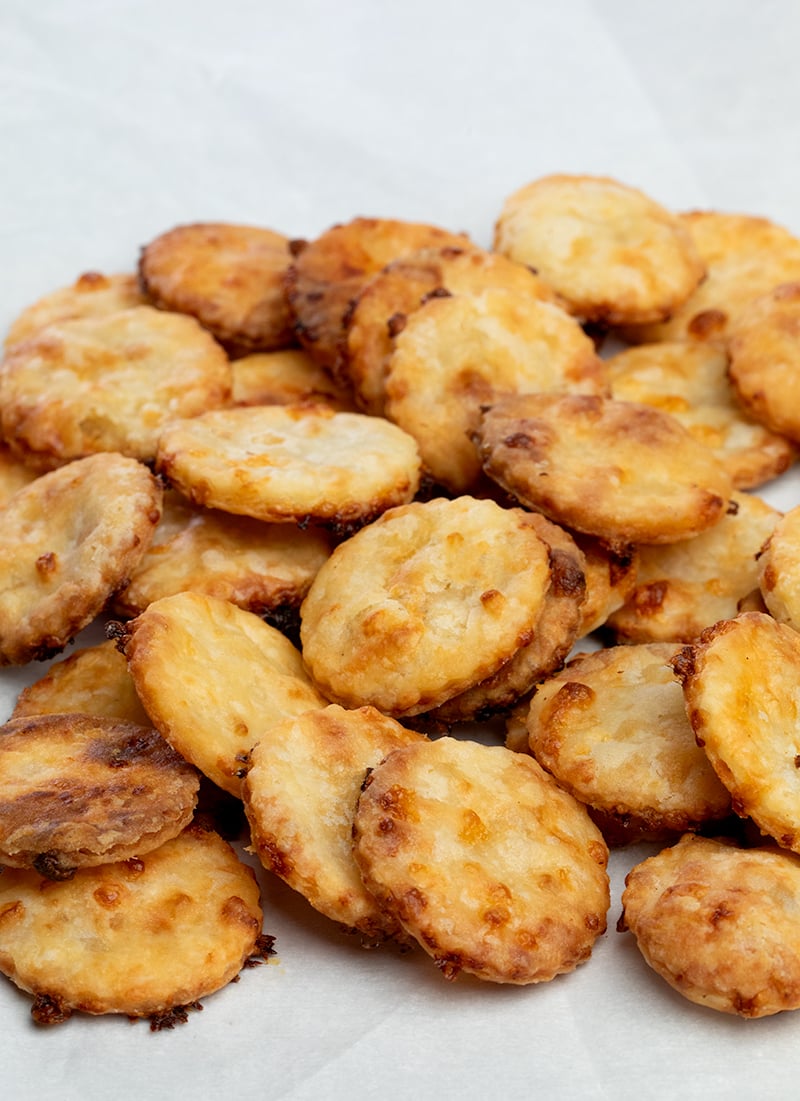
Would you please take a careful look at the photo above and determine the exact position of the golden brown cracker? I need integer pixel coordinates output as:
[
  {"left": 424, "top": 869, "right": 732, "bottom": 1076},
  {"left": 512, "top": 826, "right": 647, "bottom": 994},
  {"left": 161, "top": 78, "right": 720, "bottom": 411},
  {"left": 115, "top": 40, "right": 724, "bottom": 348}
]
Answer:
[
  {"left": 300, "top": 496, "right": 552, "bottom": 716},
  {"left": 139, "top": 221, "right": 295, "bottom": 355},
  {"left": 0, "top": 712, "right": 198, "bottom": 874},
  {"left": 353, "top": 737, "right": 609, "bottom": 984},
  {"left": 621, "top": 834, "right": 800, "bottom": 1017},
  {"left": 0, "top": 453, "right": 161, "bottom": 665},
  {"left": 0, "top": 824, "right": 262, "bottom": 1019},
  {"left": 493, "top": 174, "right": 704, "bottom": 325}
]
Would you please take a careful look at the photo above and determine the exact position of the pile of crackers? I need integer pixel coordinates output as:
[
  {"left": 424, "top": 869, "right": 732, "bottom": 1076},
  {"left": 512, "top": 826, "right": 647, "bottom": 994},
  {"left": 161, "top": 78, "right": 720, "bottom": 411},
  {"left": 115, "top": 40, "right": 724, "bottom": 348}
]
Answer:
[{"left": 2, "top": 173, "right": 800, "bottom": 1024}]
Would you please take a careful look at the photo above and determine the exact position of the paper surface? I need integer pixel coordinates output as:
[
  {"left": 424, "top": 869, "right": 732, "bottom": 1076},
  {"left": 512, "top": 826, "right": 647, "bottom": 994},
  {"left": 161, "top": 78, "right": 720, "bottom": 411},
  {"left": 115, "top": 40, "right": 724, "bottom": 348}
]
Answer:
[{"left": 3, "top": 2, "right": 800, "bottom": 1097}]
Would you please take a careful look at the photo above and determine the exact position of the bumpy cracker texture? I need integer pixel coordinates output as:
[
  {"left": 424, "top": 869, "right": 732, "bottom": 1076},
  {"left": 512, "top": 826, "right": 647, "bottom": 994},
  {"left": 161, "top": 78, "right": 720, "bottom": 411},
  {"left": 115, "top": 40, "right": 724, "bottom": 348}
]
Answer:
[
  {"left": 0, "top": 306, "right": 231, "bottom": 468},
  {"left": 112, "top": 489, "right": 332, "bottom": 617},
  {"left": 572, "top": 533, "right": 639, "bottom": 637},
  {"left": 526, "top": 644, "right": 730, "bottom": 835},
  {"left": 621, "top": 835, "right": 800, "bottom": 1017},
  {"left": 0, "top": 713, "right": 198, "bottom": 872},
  {"left": 156, "top": 404, "right": 421, "bottom": 527},
  {"left": 759, "top": 503, "right": 800, "bottom": 631},
  {"left": 124, "top": 591, "right": 329, "bottom": 795},
  {"left": 345, "top": 246, "right": 559, "bottom": 415},
  {"left": 353, "top": 737, "right": 609, "bottom": 984},
  {"left": 12, "top": 640, "right": 151, "bottom": 726},
  {"left": 728, "top": 282, "right": 800, "bottom": 443},
  {"left": 139, "top": 222, "right": 295, "bottom": 355},
  {"left": 676, "top": 612, "right": 800, "bottom": 852},
  {"left": 244, "top": 704, "right": 423, "bottom": 937},
  {"left": 607, "top": 492, "right": 780, "bottom": 644},
  {"left": 0, "top": 453, "right": 161, "bottom": 665},
  {"left": 0, "top": 825, "right": 262, "bottom": 1018},
  {"left": 622, "top": 211, "right": 800, "bottom": 344},
  {"left": 285, "top": 217, "right": 470, "bottom": 373},
  {"left": 384, "top": 288, "right": 607, "bottom": 492},
  {"left": 4, "top": 272, "right": 146, "bottom": 352},
  {"left": 300, "top": 496, "right": 551, "bottom": 716},
  {"left": 607, "top": 341, "right": 795, "bottom": 490},
  {"left": 478, "top": 392, "right": 732, "bottom": 547},
  {"left": 493, "top": 174, "right": 705, "bottom": 325}
]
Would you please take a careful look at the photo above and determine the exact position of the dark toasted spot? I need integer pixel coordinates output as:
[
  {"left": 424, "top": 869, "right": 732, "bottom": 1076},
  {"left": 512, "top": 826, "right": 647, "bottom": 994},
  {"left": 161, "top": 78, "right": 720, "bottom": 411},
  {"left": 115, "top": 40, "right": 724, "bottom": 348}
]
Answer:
[{"left": 688, "top": 308, "right": 727, "bottom": 338}]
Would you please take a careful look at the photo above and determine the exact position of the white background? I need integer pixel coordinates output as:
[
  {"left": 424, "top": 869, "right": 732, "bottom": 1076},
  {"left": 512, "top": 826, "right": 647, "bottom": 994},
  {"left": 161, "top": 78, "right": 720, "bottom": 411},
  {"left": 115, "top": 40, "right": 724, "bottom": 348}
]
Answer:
[{"left": 3, "top": 2, "right": 800, "bottom": 1098}]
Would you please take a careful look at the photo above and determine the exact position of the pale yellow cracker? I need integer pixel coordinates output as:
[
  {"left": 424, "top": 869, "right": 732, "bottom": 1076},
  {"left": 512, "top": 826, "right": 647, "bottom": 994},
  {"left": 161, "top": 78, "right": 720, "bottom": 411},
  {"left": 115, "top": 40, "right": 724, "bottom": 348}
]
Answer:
[
  {"left": 758, "top": 503, "right": 800, "bottom": 631},
  {"left": 123, "top": 591, "right": 329, "bottom": 795},
  {"left": 139, "top": 221, "right": 295, "bottom": 355},
  {"left": 384, "top": 288, "right": 607, "bottom": 492},
  {"left": 607, "top": 341, "right": 795, "bottom": 490},
  {"left": 352, "top": 737, "right": 609, "bottom": 984},
  {"left": 0, "top": 453, "right": 161, "bottom": 666},
  {"left": 0, "top": 824, "right": 262, "bottom": 1020},
  {"left": 231, "top": 349, "right": 355, "bottom": 410},
  {"left": 430, "top": 513, "right": 586, "bottom": 723},
  {"left": 607, "top": 491, "right": 780, "bottom": 643},
  {"left": 674, "top": 612, "right": 800, "bottom": 852},
  {"left": 728, "top": 283, "right": 800, "bottom": 443},
  {"left": 478, "top": 392, "right": 733, "bottom": 547},
  {"left": 345, "top": 245, "right": 558, "bottom": 415},
  {"left": 0, "top": 713, "right": 198, "bottom": 875},
  {"left": 526, "top": 644, "right": 730, "bottom": 838},
  {"left": 493, "top": 174, "right": 704, "bottom": 325},
  {"left": 12, "top": 639, "right": 151, "bottom": 726},
  {"left": 157, "top": 404, "right": 420, "bottom": 528},
  {"left": 112, "top": 489, "right": 332, "bottom": 617},
  {"left": 285, "top": 217, "right": 470, "bottom": 375},
  {"left": 620, "top": 834, "right": 800, "bottom": 1017},
  {"left": 300, "top": 496, "right": 552, "bottom": 717},
  {"left": 0, "top": 306, "right": 232, "bottom": 469},
  {"left": 622, "top": 211, "right": 800, "bottom": 344},
  {"left": 4, "top": 272, "right": 145, "bottom": 352},
  {"left": 244, "top": 703, "right": 423, "bottom": 938}
]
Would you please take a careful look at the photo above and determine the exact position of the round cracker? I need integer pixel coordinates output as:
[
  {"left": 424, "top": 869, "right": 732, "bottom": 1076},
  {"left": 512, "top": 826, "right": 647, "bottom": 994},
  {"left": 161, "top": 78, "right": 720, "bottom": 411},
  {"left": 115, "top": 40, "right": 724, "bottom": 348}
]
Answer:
[
  {"left": 0, "top": 453, "right": 162, "bottom": 666},
  {"left": 758, "top": 503, "right": 800, "bottom": 631},
  {"left": 139, "top": 222, "right": 295, "bottom": 355},
  {"left": 621, "top": 210, "right": 800, "bottom": 345},
  {"left": 352, "top": 737, "right": 609, "bottom": 984},
  {"left": 526, "top": 644, "right": 730, "bottom": 837},
  {"left": 493, "top": 174, "right": 704, "bottom": 325},
  {"left": 607, "top": 340, "right": 795, "bottom": 490},
  {"left": 607, "top": 491, "right": 780, "bottom": 643},
  {"left": 620, "top": 834, "right": 800, "bottom": 1017},
  {"left": 0, "top": 306, "right": 232, "bottom": 469},
  {"left": 12, "top": 639, "right": 151, "bottom": 726},
  {"left": 112, "top": 489, "right": 332, "bottom": 617},
  {"left": 243, "top": 703, "right": 423, "bottom": 938},
  {"left": 285, "top": 217, "right": 470, "bottom": 374},
  {"left": 4, "top": 272, "right": 146, "bottom": 352},
  {"left": 728, "top": 282, "right": 800, "bottom": 442},
  {"left": 156, "top": 404, "right": 421, "bottom": 529},
  {"left": 478, "top": 392, "right": 733, "bottom": 547},
  {"left": 0, "top": 824, "right": 262, "bottom": 1019},
  {"left": 300, "top": 496, "right": 552, "bottom": 717},
  {"left": 345, "top": 245, "right": 559, "bottom": 415},
  {"left": 123, "top": 591, "right": 329, "bottom": 795},
  {"left": 0, "top": 713, "right": 198, "bottom": 874},
  {"left": 429, "top": 513, "right": 586, "bottom": 723},
  {"left": 674, "top": 612, "right": 800, "bottom": 852},
  {"left": 384, "top": 288, "right": 607, "bottom": 493}
]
